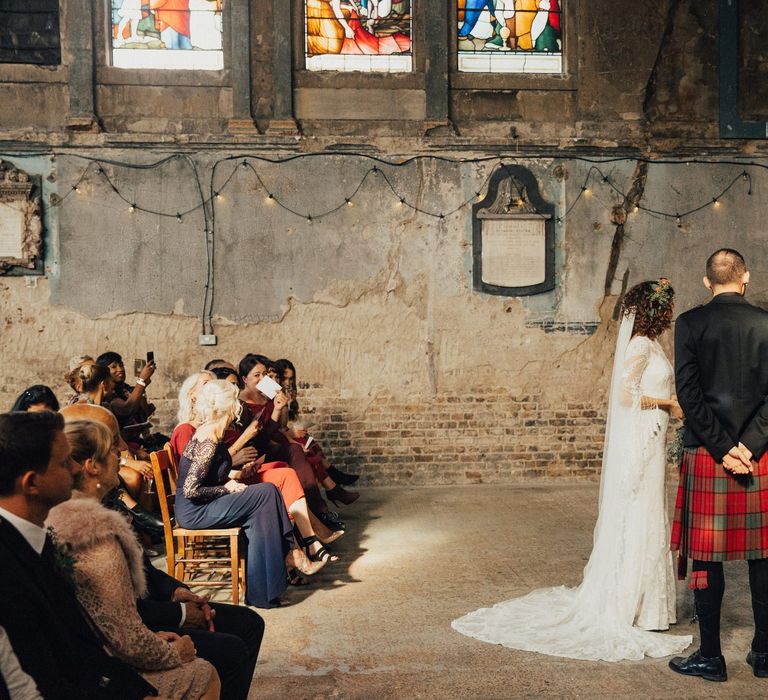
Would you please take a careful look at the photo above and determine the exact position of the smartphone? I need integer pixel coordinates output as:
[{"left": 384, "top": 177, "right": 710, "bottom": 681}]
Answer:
[
  {"left": 146, "top": 351, "right": 154, "bottom": 363},
  {"left": 134, "top": 358, "right": 146, "bottom": 376}
]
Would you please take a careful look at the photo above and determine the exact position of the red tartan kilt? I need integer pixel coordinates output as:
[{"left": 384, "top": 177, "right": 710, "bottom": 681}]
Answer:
[{"left": 671, "top": 446, "right": 768, "bottom": 561}]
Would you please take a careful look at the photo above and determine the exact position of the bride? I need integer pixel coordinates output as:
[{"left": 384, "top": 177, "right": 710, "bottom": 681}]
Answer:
[{"left": 453, "top": 279, "right": 693, "bottom": 661}]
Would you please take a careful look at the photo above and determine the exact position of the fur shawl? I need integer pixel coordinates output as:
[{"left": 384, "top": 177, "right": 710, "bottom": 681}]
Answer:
[{"left": 46, "top": 492, "right": 147, "bottom": 598}]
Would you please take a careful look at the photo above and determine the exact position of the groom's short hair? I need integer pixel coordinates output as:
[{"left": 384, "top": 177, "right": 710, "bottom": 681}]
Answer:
[{"left": 706, "top": 248, "right": 746, "bottom": 285}]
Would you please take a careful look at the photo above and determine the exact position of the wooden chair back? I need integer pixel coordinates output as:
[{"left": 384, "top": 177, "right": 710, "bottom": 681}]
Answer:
[{"left": 149, "top": 444, "right": 246, "bottom": 605}]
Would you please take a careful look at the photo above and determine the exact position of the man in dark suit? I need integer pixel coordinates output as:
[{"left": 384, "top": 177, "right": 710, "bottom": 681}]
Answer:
[
  {"left": 60, "top": 401, "right": 265, "bottom": 700},
  {"left": 137, "top": 555, "right": 264, "bottom": 700},
  {"left": 670, "top": 249, "right": 768, "bottom": 682},
  {"left": 0, "top": 411, "right": 157, "bottom": 699}
]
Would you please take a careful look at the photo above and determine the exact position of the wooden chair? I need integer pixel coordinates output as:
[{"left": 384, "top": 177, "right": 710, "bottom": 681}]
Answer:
[{"left": 150, "top": 445, "right": 246, "bottom": 605}]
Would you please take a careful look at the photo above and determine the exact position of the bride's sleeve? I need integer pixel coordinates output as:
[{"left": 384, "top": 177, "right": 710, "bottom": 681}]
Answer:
[{"left": 618, "top": 338, "right": 651, "bottom": 408}]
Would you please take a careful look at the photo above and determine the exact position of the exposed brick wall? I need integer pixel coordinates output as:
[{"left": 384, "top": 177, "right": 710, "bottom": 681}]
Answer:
[{"left": 298, "top": 388, "right": 608, "bottom": 485}]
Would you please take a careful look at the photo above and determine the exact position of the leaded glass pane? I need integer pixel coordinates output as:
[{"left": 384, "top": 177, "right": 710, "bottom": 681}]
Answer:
[
  {"left": 0, "top": 0, "right": 61, "bottom": 65},
  {"left": 305, "top": 1, "right": 412, "bottom": 73},
  {"left": 110, "top": 1, "right": 224, "bottom": 70},
  {"left": 457, "top": 1, "right": 562, "bottom": 74}
]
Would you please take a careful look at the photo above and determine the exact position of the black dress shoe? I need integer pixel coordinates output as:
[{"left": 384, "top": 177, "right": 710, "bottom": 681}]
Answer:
[
  {"left": 747, "top": 650, "right": 768, "bottom": 678},
  {"left": 128, "top": 503, "right": 165, "bottom": 538},
  {"left": 327, "top": 466, "right": 359, "bottom": 486},
  {"left": 669, "top": 650, "right": 727, "bottom": 682},
  {"left": 318, "top": 510, "right": 345, "bottom": 531}
]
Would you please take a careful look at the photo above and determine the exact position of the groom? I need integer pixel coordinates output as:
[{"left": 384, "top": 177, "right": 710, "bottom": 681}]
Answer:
[{"left": 670, "top": 248, "right": 768, "bottom": 682}]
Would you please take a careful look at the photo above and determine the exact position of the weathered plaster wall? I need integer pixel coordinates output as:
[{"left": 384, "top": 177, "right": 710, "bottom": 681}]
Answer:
[
  {"left": 1, "top": 152, "right": 765, "bottom": 483},
  {"left": 1, "top": 1, "right": 767, "bottom": 483}
]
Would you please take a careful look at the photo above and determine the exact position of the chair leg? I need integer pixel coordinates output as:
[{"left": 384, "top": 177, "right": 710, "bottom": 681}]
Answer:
[
  {"left": 175, "top": 536, "right": 186, "bottom": 581},
  {"left": 230, "top": 534, "right": 239, "bottom": 606}
]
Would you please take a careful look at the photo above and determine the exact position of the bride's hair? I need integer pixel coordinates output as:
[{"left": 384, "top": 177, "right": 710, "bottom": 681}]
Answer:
[{"left": 621, "top": 279, "right": 675, "bottom": 339}]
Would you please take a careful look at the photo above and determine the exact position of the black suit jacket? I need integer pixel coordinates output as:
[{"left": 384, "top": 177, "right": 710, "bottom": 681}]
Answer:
[
  {"left": 136, "top": 552, "right": 186, "bottom": 629},
  {"left": 0, "top": 517, "right": 155, "bottom": 699},
  {"left": 675, "top": 292, "right": 768, "bottom": 461}
]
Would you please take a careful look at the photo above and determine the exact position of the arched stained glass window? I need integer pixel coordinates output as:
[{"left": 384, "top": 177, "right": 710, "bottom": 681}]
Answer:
[
  {"left": 457, "top": 1, "right": 562, "bottom": 74},
  {"left": 110, "top": 0, "right": 224, "bottom": 70},
  {"left": 305, "top": 1, "right": 412, "bottom": 72}
]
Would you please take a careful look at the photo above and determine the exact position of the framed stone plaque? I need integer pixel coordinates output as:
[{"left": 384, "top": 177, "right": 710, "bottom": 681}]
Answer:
[
  {"left": 472, "top": 165, "right": 555, "bottom": 296},
  {"left": 0, "top": 160, "right": 44, "bottom": 275}
]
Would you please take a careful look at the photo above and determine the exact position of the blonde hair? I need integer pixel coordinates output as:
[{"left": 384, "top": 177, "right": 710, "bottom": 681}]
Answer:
[
  {"left": 177, "top": 370, "right": 215, "bottom": 424},
  {"left": 196, "top": 379, "right": 241, "bottom": 424},
  {"left": 65, "top": 356, "right": 95, "bottom": 392},
  {"left": 63, "top": 420, "right": 113, "bottom": 466}
]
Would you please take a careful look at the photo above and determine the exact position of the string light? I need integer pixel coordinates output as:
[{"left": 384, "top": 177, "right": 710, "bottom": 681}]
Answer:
[{"left": 44, "top": 153, "right": 763, "bottom": 232}]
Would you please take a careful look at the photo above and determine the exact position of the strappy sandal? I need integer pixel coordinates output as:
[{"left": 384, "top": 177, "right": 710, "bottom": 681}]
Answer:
[{"left": 301, "top": 534, "right": 339, "bottom": 564}]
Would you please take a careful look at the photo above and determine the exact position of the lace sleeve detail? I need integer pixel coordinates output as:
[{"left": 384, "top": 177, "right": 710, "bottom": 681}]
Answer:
[
  {"left": 618, "top": 337, "right": 652, "bottom": 408},
  {"left": 181, "top": 439, "right": 229, "bottom": 503}
]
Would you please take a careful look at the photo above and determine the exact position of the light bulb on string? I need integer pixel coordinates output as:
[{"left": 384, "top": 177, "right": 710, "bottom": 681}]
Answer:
[
  {"left": 632, "top": 204, "right": 639, "bottom": 213},
  {"left": 129, "top": 203, "right": 136, "bottom": 213},
  {"left": 265, "top": 193, "right": 275, "bottom": 203},
  {"left": 72, "top": 185, "right": 81, "bottom": 194},
  {"left": 215, "top": 191, "right": 223, "bottom": 201},
  {"left": 345, "top": 198, "right": 354, "bottom": 207},
  {"left": 712, "top": 198, "right": 721, "bottom": 209},
  {"left": 176, "top": 213, "right": 183, "bottom": 223},
  {"left": 396, "top": 197, "right": 405, "bottom": 208},
  {"left": 675, "top": 215, "right": 682, "bottom": 227}
]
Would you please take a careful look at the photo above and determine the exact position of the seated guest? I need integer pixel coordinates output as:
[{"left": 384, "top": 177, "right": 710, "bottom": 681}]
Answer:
[
  {"left": 238, "top": 354, "right": 358, "bottom": 525},
  {"left": 175, "top": 380, "right": 296, "bottom": 608},
  {"left": 60, "top": 404, "right": 164, "bottom": 542},
  {"left": 172, "top": 373, "right": 341, "bottom": 576},
  {"left": 10, "top": 385, "right": 59, "bottom": 413},
  {"left": 70, "top": 362, "right": 114, "bottom": 406},
  {"left": 97, "top": 351, "right": 156, "bottom": 423},
  {"left": 47, "top": 420, "right": 220, "bottom": 700},
  {"left": 63, "top": 402, "right": 263, "bottom": 700},
  {"left": 274, "top": 358, "right": 359, "bottom": 486},
  {"left": 64, "top": 354, "right": 95, "bottom": 399},
  {"left": 0, "top": 411, "right": 157, "bottom": 698}
]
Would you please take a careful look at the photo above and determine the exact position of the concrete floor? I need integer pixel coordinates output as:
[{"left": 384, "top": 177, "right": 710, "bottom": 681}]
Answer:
[{"left": 243, "top": 483, "right": 763, "bottom": 699}]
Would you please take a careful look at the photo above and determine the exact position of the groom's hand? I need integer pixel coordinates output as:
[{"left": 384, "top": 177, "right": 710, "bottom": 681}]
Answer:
[{"left": 723, "top": 446, "right": 752, "bottom": 474}]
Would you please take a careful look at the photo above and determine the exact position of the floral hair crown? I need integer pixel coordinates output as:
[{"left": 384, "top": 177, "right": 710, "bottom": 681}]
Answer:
[{"left": 647, "top": 278, "right": 672, "bottom": 316}]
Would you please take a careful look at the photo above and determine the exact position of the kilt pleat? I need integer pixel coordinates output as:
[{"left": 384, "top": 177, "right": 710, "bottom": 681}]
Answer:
[{"left": 671, "top": 446, "right": 768, "bottom": 561}]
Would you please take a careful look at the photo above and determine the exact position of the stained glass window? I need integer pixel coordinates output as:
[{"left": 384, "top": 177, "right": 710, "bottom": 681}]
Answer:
[
  {"left": 305, "top": 1, "right": 412, "bottom": 72},
  {"left": 457, "top": 1, "right": 562, "bottom": 74},
  {"left": 110, "top": 0, "right": 224, "bottom": 70},
  {"left": 0, "top": 0, "right": 60, "bottom": 65}
]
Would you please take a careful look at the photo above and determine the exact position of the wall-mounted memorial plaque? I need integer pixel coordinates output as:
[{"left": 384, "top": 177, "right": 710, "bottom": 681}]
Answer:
[
  {"left": 0, "top": 161, "right": 44, "bottom": 275},
  {"left": 472, "top": 165, "right": 555, "bottom": 296}
]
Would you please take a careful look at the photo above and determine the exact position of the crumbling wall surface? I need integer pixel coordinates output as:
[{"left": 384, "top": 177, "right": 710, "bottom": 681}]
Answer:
[{"left": 1, "top": 153, "right": 765, "bottom": 484}]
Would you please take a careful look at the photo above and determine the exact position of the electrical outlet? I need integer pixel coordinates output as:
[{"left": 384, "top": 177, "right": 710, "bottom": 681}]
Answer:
[{"left": 198, "top": 334, "right": 218, "bottom": 346}]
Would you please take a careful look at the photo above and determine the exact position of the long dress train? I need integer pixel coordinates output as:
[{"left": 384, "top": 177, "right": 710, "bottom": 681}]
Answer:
[{"left": 452, "top": 316, "right": 693, "bottom": 661}]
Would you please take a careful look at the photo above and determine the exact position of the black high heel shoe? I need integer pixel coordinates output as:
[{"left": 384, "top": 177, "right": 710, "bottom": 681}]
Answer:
[
  {"left": 326, "top": 484, "right": 360, "bottom": 507},
  {"left": 327, "top": 466, "right": 360, "bottom": 486},
  {"left": 298, "top": 531, "right": 339, "bottom": 564}
]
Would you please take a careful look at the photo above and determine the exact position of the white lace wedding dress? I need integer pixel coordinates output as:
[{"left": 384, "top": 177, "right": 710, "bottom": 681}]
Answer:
[{"left": 452, "top": 315, "right": 693, "bottom": 661}]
